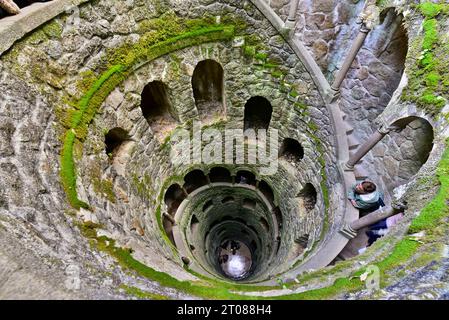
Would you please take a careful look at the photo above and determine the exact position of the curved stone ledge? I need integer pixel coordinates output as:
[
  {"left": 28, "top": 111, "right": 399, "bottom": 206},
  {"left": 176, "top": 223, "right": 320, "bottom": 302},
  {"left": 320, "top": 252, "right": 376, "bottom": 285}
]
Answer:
[{"left": 0, "top": 0, "right": 89, "bottom": 56}]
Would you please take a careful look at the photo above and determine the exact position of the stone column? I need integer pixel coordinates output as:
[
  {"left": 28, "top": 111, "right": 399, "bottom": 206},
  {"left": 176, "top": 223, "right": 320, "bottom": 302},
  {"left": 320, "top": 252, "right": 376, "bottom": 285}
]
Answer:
[
  {"left": 284, "top": 0, "right": 300, "bottom": 29},
  {"left": 345, "top": 124, "right": 401, "bottom": 170},
  {"left": 331, "top": 25, "right": 370, "bottom": 91}
]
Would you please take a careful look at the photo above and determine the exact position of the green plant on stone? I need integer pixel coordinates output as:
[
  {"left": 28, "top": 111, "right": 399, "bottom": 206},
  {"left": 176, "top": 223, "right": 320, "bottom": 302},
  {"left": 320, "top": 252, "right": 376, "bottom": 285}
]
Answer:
[{"left": 42, "top": 20, "right": 63, "bottom": 39}]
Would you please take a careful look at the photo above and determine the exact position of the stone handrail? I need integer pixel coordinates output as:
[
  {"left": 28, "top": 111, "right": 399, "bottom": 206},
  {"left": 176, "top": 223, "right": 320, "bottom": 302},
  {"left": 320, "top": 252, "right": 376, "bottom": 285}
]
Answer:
[{"left": 0, "top": 0, "right": 89, "bottom": 56}]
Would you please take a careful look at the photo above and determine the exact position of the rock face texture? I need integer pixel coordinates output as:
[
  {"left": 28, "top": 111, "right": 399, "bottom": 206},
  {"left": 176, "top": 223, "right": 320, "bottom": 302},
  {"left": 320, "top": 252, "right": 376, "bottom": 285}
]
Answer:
[{"left": 0, "top": 0, "right": 448, "bottom": 299}]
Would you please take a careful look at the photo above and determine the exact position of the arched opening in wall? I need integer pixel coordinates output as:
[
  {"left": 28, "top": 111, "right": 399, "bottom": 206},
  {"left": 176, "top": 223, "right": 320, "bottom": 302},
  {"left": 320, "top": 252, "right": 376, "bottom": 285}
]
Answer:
[
  {"left": 297, "top": 183, "right": 317, "bottom": 212},
  {"left": 192, "top": 59, "right": 224, "bottom": 121},
  {"left": 258, "top": 180, "right": 275, "bottom": 205},
  {"left": 203, "top": 200, "right": 214, "bottom": 212},
  {"left": 382, "top": 117, "right": 434, "bottom": 189},
  {"left": 209, "top": 167, "right": 232, "bottom": 183},
  {"left": 296, "top": 234, "right": 309, "bottom": 250},
  {"left": 183, "top": 170, "right": 208, "bottom": 194},
  {"left": 140, "top": 81, "right": 177, "bottom": 140},
  {"left": 243, "top": 198, "right": 256, "bottom": 210},
  {"left": 164, "top": 184, "right": 186, "bottom": 215},
  {"left": 279, "top": 138, "right": 304, "bottom": 164},
  {"left": 191, "top": 214, "right": 199, "bottom": 224},
  {"left": 244, "top": 97, "right": 272, "bottom": 131},
  {"left": 222, "top": 196, "right": 235, "bottom": 204},
  {"left": 338, "top": 8, "right": 408, "bottom": 130},
  {"left": 104, "top": 128, "right": 134, "bottom": 175},
  {"left": 376, "top": 9, "right": 408, "bottom": 76}
]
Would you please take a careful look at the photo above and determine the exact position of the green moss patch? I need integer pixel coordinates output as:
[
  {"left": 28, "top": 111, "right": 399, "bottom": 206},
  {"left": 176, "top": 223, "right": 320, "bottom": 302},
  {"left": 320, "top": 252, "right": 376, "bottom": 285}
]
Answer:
[{"left": 78, "top": 223, "right": 257, "bottom": 299}]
